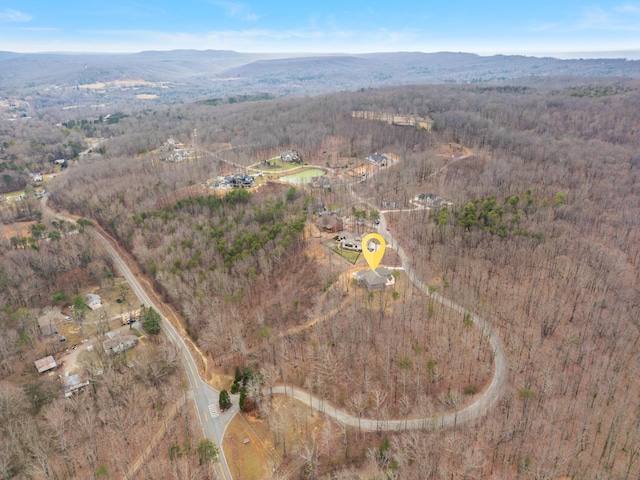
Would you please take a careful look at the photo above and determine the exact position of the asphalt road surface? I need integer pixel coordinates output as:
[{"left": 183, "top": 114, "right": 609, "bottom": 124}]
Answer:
[
  {"left": 42, "top": 150, "right": 508, "bottom": 477},
  {"left": 266, "top": 212, "right": 508, "bottom": 433},
  {"left": 43, "top": 197, "right": 235, "bottom": 480},
  {"left": 91, "top": 232, "right": 238, "bottom": 480}
]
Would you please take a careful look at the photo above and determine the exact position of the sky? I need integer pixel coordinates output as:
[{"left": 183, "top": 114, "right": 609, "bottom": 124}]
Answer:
[{"left": 0, "top": 1, "right": 639, "bottom": 58}]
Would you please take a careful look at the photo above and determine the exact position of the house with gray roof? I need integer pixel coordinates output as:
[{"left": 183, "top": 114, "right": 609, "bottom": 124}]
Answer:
[
  {"left": 367, "top": 152, "right": 389, "bottom": 167},
  {"left": 62, "top": 372, "right": 90, "bottom": 397},
  {"left": 309, "top": 176, "right": 331, "bottom": 190},
  {"left": 281, "top": 150, "right": 301, "bottom": 163},
  {"left": 224, "top": 173, "right": 255, "bottom": 188},
  {"left": 85, "top": 293, "right": 102, "bottom": 310},
  {"left": 414, "top": 193, "right": 453, "bottom": 207},
  {"left": 102, "top": 333, "right": 138, "bottom": 356},
  {"left": 354, "top": 268, "right": 396, "bottom": 291}
]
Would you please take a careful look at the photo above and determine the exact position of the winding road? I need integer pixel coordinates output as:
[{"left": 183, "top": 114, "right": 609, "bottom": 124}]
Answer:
[
  {"left": 43, "top": 197, "right": 235, "bottom": 480},
  {"left": 266, "top": 210, "right": 508, "bottom": 432},
  {"left": 42, "top": 147, "right": 508, "bottom": 478}
]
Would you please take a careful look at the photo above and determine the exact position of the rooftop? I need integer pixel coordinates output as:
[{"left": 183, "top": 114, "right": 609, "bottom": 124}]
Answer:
[
  {"left": 35, "top": 355, "right": 58, "bottom": 373},
  {"left": 354, "top": 268, "right": 396, "bottom": 290}
]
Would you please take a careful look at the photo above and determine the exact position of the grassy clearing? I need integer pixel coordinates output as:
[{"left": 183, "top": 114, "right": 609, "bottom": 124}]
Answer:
[
  {"left": 330, "top": 244, "right": 361, "bottom": 264},
  {"left": 224, "top": 413, "right": 274, "bottom": 479},
  {"left": 224, "top": 398, "right": 329, "bottom": 478},
  {"left": 279, "top": 168, "right": 326, "bottom": 184}
]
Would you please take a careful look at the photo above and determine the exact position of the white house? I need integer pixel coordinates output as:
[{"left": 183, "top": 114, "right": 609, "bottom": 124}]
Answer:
[
  {"left": 85, "top": 293, "right": 102, "bottom": 310},
  {"left": 280, "top": 150, "right": 300, "bottom": 163},
  {"left": 336, "top": 232, "right": 364, "bottom": 252}
]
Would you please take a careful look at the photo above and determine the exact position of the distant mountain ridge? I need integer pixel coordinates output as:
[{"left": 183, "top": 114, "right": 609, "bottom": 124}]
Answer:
[
  {"left": 220, "top": 52, "right": 640, "bottom": 95},
  {"left": 1, "top": 49, "right": 639, "bottom": 108},
  {"left": 0, "top": 50, "right": 292, "bottom": 87}
]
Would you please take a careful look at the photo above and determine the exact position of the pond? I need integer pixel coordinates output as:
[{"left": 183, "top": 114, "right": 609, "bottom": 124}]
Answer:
[{"left": 279, "top": 168, "right": 326, "bottom": 184}]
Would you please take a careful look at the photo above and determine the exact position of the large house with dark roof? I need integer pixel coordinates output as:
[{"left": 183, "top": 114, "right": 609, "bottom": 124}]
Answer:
[
  {"left": 354, "top": 268, "right": 396, "bottom": 291},
  {"left": 316, "top": 212, "right": 343, "bottom": 233},
  {"left": 224, "top": 173, "right": 255, "bottom": 188},
  {"left": 367, "top": 152, "right": 389, "bottom": 167},
  {"left": 414, "top": 193, "right": 453, "bottom": 207}
]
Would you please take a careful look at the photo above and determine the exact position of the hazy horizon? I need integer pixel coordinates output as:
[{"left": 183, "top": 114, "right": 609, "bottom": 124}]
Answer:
[
  {"left": 2, "top": 1, "right": 639, "bottom": 59},
  {"left": 1, "top": 48, "right": 640, "bottom": 62}
]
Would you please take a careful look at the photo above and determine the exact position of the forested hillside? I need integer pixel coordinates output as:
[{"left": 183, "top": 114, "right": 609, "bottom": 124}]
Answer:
[
  {"left": 1, "top": 50, "right": 639, "bottom": 109},
  {"left": 357, "top": 82, "right": 640, "bottom": 478},
  {"left": 3, "top": 77, "right": 640, "bottom": 478},
  {"left": 0, "top": 223, "right": 218, "bottom": 479}
]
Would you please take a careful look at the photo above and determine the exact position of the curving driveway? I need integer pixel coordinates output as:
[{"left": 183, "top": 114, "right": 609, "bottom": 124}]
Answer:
[
  {"left": 205, "top": 145, "right": 507, "bottom": 433},
  {"left": 42, "top": 146, "right": 508, "bottom": 476},
  {"left": 265, "top": 210, "right": 508, "bottom": 432}
]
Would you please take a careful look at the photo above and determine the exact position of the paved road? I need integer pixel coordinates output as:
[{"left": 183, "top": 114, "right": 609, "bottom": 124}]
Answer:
[
  {"left": 43, "top": 197, "right": 236, "bottom": 480},
  {"left": 207, "top": 146, "right": 334, "bottom": 179},
  {"left": 79, "top": 138, "right": 107, "bottom": 158},
  {"left": 91, "top": 232, "right": 238, "bottom": 480},
  {"left": 321, "top": 160, "right": 509, "bottom": 430},
  {"left": 266, "top": 210, "right": 508, "bottom": 432},
  {"left": 41, "top": 146, "right": 507, "bottom": 474}
]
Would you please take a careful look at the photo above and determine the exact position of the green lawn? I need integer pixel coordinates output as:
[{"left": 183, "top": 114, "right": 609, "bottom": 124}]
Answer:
[{"left": 330, "top": 244, "right": 361, "bottom": 264}]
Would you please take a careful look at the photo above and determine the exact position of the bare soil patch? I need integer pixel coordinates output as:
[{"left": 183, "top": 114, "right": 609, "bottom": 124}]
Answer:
[
  {"left": 0, "top": 220, "right": 34, "bottom": 239},
  {"left": 438, "top": 142, "right": 472, "bottom": 157}
]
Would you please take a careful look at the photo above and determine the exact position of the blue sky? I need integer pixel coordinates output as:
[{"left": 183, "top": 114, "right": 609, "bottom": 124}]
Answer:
[{"left": 0, "top": 1, "right": 639, "bottom": 57}]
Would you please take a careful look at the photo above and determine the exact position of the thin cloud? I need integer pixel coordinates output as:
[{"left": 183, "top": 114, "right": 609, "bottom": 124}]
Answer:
[
  {"left": 526, "top": 4, "right": 640, "bottom": 34},
  {"left": 0, "top": 8, "right": 32, "bottom": 22},
  {"left": 578, "top": 6, "right": 613, "bottom": 29},
  {"left": 616, "top": 3, "right": 640, "bottom": 14},
  {"left": 23, "top": 27, "right": 58, "bottom": 32},
  {"left": 527, "top": 22, "right": 557, "bottom": 33},
  {"left": 576, "top": 4, "right": 640, "bottom": 31},
  {"left": 210, "top": 1, "right": 261, "bottom": 22}
]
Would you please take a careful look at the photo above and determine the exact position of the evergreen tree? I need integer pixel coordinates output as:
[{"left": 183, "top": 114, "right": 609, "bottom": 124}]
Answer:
[
  {"left": 142, "top": 306, "right": 162, "bottom": 334},
  {"left": 239, "top": 387, "right": 248, "bottom": 412},
  {"left": 219, "top": 389, "right": 231, "bottom": 411}
]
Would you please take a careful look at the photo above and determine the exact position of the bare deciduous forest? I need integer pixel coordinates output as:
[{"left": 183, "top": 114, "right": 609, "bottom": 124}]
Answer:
[{"left": 2, "top": 78, "right": 640, "bottom": 478}]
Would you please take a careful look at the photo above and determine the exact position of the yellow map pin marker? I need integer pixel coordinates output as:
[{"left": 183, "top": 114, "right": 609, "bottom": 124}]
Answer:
[{"left": 362, "top": 233, "right": 386, "bottom": 271}]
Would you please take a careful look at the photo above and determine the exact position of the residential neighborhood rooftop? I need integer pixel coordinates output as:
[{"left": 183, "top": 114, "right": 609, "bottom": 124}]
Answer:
[
  {"left": 35, "top": 355, "right": 58, "bottom": 373},
  {"left": 354, "top": 267, "right": 396, "bottom": 291},
  {"left": 62, "top": 372, "right": 90, "bottom": 397}
]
